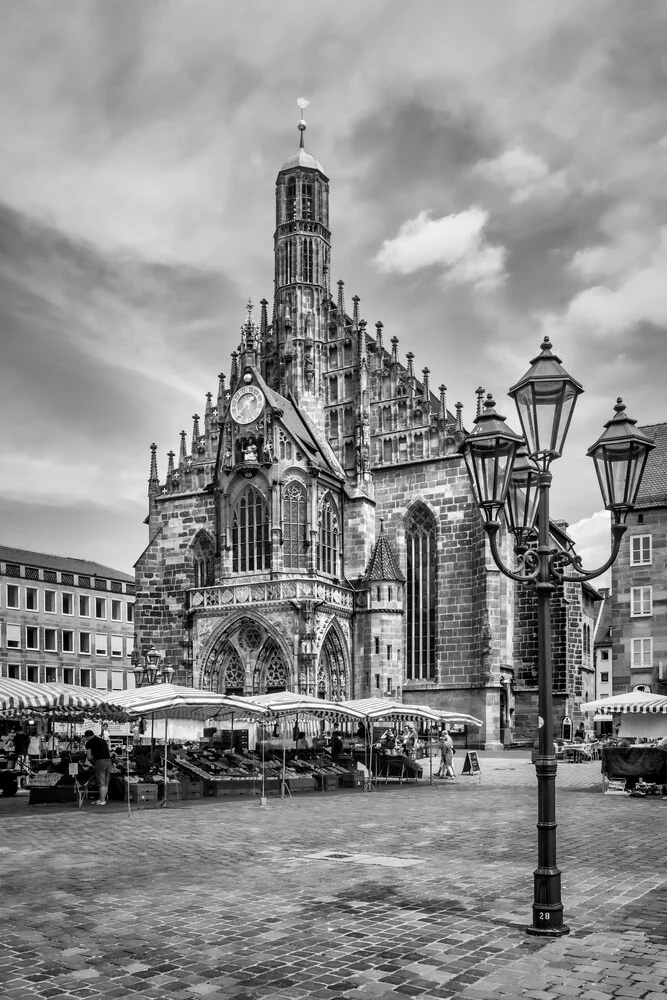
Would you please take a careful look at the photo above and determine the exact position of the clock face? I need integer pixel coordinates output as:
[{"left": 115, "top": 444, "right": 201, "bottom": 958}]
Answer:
[{"left": 230, "top": 384, "right": 264, "bottom": 425}]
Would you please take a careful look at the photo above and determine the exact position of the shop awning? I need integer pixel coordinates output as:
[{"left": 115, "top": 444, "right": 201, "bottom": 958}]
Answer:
[
  {"left": 340, "top": 697, "right": 441, "bottom": 725},
  {"left": 0, "top": 680, "right": 130, "bottom": 719},
  {"left": 233, "top": 691, "right": 365, "bottom": 721},
  {"left": 583, "top": 691, "right": 667, "bottom": 715},
  {"left": 434, "top": 710, "right": 483, "bottom": 728},
  {"left": 112, "top": 684, "right": 268, "bottom": 721},
  {"left": 0, "top": 678, "right": 60, "bottom": 714}
]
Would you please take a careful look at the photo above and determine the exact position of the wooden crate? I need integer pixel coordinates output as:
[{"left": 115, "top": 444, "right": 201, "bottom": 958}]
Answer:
[
  {"left": 129, "top": 783, "right": 158, "bottom": 804},
  {"left": 182, "top": 782, "right": 203, "bottom": 799},
  {"left": 157, "top": 782, "right": 182, "bottom": 801}
]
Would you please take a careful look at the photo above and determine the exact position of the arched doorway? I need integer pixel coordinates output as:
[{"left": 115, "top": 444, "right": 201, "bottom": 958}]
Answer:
[{"left": 317, "top": 628, "right": 348, "bottom": 700}]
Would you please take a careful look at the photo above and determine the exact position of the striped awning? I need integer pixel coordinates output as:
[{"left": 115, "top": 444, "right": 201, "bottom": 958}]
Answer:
[
  {"left": 434, "top": 710, "right": 483, "bottom": 728},
  {"left": 340, "top": 697, "right": 442, "bottom": 724},
  {"left": 584, "top": 691, "right": 667, "bottom": 715},
  {"left": 235, "top": 691, "right": 365, "bottom": 721},
  {"left": 112, "top": 684, "right": 268, "bottom": 721},
  {"left": 0, "top": 680, "right": 130, "bottom": 719}
]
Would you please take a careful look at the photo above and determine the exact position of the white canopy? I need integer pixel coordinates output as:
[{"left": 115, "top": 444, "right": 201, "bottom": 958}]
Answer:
[
  {"left": 340, "top": 697, "right": 441, "bottom": 724},
  {"left": 0, "top": 679, "right": 130, "bottom": 719},
  {"left": 584, "top": 691, "right": 667, "bottom": 715},
  {"left": 233, "top": 690, "right": 365, "bottom": 721},
  {"left": 434, "top": 710, "right": 483, "bottom": 728},
  {"left": 112, "top": 684, "right": 267, "bottom": 721}
]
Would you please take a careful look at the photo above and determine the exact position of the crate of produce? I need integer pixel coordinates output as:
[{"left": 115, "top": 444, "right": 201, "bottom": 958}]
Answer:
[
  {"left": 202, "top": 780, "right": 218, "bottom": 797},
  {"left": 129, "top": 782, "right": 158, "bottom": 804},
  {"left": 182, "top": 781, "right": 203, "bottom": 799},
  {"left": 289, "top": 776, "right": 316, "bottom": 794}
]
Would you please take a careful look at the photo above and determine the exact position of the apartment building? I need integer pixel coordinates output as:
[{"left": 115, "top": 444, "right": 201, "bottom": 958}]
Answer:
[
  {"left": 0, "top": 545, "right": 135, "bottom": 692},
  {"left": 610, "top": 423, "right": 667, "bottom": 696}
]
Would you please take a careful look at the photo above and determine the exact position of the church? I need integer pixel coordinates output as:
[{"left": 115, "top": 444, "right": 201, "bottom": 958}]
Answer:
[{"left": 134, "top": 113, "right": 599, "bottom": 749}]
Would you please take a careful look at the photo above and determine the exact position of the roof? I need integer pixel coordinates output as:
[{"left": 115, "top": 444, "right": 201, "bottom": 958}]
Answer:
[
  {"left": 278, "top": 147, "right": 327, "bottom": 176},
  {"left": 594, "top": 593, "right": 613, "bottom": 646},
  {"left": 636, "top": 422, "right": 667, "bottom": 507},
  {"left": 0, "top": 545, "right": 134, "bottom": 582},
  {"left": 363, "top": 525, "right": 405, "bottom": 583}
]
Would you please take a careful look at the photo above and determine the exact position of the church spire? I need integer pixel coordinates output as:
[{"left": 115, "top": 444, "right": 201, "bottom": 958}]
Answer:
[{"left": 148, "top": 443, "right": 159, "bottom": 497}]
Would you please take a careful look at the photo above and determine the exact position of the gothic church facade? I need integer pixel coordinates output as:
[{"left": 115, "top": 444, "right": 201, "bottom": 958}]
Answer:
[{"left": 134, "top": 117, "right": 598, "bottom": 748}]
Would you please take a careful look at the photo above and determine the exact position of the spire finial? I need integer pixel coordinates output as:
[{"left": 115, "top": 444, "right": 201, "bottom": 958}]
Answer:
[
  {"left": 476, "top": 386, "right": 485, "bottom": 417},
  {"left": 297, "top": 97, "right": 310, "bottom": 149}
]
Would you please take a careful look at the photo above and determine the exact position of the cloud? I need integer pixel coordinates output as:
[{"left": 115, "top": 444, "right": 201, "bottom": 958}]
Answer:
[
  {"left": 373, "top": 208, "right": 506, "bottom": 290},
  {"left": 567, "top": 509, "right": 613, "bottom": 590},
  {"left": 473, "top": 147, "right": 567, "bottom": 204}
]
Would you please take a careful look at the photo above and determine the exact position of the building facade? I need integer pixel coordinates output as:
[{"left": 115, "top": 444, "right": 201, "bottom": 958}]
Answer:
[
  {"left": 135, "top": 116, "right": 597, "bottom": 748},
  {"left": 610, "top": 423, "right": 667, "bottom": 697},
  {"left": 0, "top": 545, "right": 135, "bottom": 692}
]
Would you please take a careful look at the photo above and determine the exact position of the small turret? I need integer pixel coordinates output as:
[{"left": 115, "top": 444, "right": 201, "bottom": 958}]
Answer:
[
  {"left": 148, "top": 443, "right": 159, "bottom": 497},
  {"left": 375, "top": 322, "right": 384, "bottom": 369},
  {"left": 456, "top": 401, "right": 464, "bottom": 432},
  {"left": 438, "top": 384, "right": 447, "bottom": 422},
  {"left": 476, "top": 386, "right": 485, "bottom": 417},
  {"left": 217, "top": 373, "right": 226, "bottom": 418},
  {"left": 352, "top": 294, "right": 360, "bottom": 330},
  {"left": 422, "top": 368, "right": 431, "bottom": 413},
  {"left": 391, "top": 336, "right": 399, "bottom": 366},
  {"left": 166, "top": 450, "right": 175, "bottom": 490}
]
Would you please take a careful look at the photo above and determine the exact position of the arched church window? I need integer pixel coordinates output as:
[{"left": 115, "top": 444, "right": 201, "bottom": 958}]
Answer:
[
  {"left": 318, "top": 495, "right": 339, "bottom": 577},
  {"left": 319, "top": 629, "right": 347, "bottom": 700},
  {"left": 406, "top": 503, "right": 437, "bottom": 681},
  {"left": 232, "top": 486, "right": 271, "bottom": 573},
  {"left": 329, "top": 377, "right": 338, "bottom": 404},
  {"left": 303, "top": 238, "right": 314, "bottom": 282},
  {"left": 286, "top": 177, "right": 296, "bottom": 220},
  {"left": 344, "top": 407, "right": 354, "bottom": 433},
  {"left": 383, "top": 439, "right": 392, "bottom": 464},
  {"left": 302, "top": 178, "right": 313, "bottom": 219},
  {"left": 283, "top": 480, "right": 307, "bottom": 570},
  {"left": 192, "top": 532, "right": 214, "bottom": 588},
  {"left": 286, "top": 239, "right": 296, "bottom": 283},
  {"left": 328, "top": 411, "right": 338, "bottom": 437},
  {"left": 224, "top": 654, "right": 246, "bottom": 696},
  {"left": 254, "top": 639, "right": 289, "bottom": 694},
  {"left": 344, "top": 372, "right": 353, "bottom": 398},
  {"left": 279, "top": 432, "right": 293, "bottom": 461}
]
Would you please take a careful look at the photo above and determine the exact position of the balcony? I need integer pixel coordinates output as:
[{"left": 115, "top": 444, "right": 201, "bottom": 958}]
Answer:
[{"left": 188, "top": 577, "right": 354, "bottom": 612}]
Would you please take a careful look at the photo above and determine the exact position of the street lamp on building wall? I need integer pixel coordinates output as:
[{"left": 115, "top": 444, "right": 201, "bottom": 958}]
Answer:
[
  {"left": 461, "top": 336, "right": 654, "bottom": 937},
  {"left": 132, "top": 646, "right": 175, "bottom": 688}
]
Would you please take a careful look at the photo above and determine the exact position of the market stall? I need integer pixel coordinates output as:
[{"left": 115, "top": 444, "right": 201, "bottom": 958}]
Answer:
[{"left": 584, "top": 692, "right": 667, "bottom": 795}]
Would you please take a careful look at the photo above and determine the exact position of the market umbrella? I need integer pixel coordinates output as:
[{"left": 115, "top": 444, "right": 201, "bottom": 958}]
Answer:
[
  {"left": 113, "top": 685, "right": 267, "bottom": 809},
  {"left": 583, "top": 691, "right": 667, "bottom": 715},
  {"left": 0, "top": 680, "right": 130, "bottom": 719},
  {"left": 340, "top": 698, "right": 442, "bottom": 788},
  {"left": 234, "top": 692, "right": 365, "bottom": 798},
  {"left": 0, "top": 678, "right": 61, "bottom": 714}
]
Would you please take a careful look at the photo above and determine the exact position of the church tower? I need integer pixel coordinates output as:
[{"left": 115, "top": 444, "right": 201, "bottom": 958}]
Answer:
[{"left": 264, "top": 99, "right": 330, "bottom": 435}]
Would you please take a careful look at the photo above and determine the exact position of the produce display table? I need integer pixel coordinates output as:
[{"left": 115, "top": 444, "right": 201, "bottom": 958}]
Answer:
[{"left": 601, "top": 746, "right": 667, "bottom": 793}]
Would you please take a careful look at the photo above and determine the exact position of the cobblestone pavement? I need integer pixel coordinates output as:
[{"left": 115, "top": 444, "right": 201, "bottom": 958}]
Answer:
[{"left": 1, "top": 755, "right": 666, "bottom": 1000}]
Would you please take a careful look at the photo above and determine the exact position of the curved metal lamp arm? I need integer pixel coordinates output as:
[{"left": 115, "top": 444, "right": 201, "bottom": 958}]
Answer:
[
  {"left": 483, "top": 521, "right": 541, "bottom": 584},
  {"left": 551, "top": 522, "right": 627, "bottom": 583}
]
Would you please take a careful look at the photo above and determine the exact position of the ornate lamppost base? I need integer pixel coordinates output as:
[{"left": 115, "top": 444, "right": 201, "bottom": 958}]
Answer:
[{"left": 526, "top": 920, "right": 571, "bottom": 938}]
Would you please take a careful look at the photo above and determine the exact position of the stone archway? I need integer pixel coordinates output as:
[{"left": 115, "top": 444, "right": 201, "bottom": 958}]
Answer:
[
  {"left": 253, "top": 638, "right": 291, "bottom": 694},
  {"left": 317, "top": 627, "right": 349, "bottom": 700}
]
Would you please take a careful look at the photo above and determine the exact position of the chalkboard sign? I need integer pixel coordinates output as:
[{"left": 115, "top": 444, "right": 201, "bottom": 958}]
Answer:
[{"left": 461, "top": 751, "right": 481, "bottom": 776}]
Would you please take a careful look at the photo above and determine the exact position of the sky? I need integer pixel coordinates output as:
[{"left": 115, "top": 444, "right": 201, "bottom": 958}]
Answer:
[{"left": 1, "top": 0, "right": 666, "bottom": 583}]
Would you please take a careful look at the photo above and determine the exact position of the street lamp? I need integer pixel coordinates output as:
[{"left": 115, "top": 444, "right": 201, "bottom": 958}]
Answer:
[
  {"left": 132, "top": 646, "right": 176, "bottom": 688},
  {"left": 461, "top": 337, "right": 654, "bottom": 937}
]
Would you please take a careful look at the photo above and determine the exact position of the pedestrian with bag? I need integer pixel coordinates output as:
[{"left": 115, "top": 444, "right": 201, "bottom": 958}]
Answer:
[{"left": 436, "top": 728, "right": 456, "bottom": 779}]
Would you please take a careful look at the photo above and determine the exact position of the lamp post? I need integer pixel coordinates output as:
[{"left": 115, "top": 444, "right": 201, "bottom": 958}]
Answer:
[
  {"left": 132, "top": 646, "right": 176, "bottom": 688},
  {"left": 461, "top": 337, "right": 654, "bottom": 936}
]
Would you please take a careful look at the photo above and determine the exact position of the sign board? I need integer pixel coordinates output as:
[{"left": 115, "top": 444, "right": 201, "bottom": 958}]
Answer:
[{"left": 461, "top": 751, "right": 481, "bottom": 776}]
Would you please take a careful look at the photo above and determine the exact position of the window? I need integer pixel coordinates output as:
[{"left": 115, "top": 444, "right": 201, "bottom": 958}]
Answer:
[
  {"left": 232, "top": 486, "right": 271, "bottom": 573},
  {"left": 6, "top": 585, "right": 19, "bottom": 609},
  {"left": 111, "top": 635, "right": 123, "bottom": 658},
  {"left": 631, "top": 586, "right": 652, "bottom": 617},
  {"left": 388, "top": 587, "right": 393, "bottom": 602},
  {"left": 374, "top": 637, "right": 380, "bottom": 655},
  {"left": 375, "top": 673, "right": 381, "bottom": 690},
  {"left": 377, "top": 587, "right": 381, "bottom": 601},
  {"left": 7, "top": 664, "right": 19, "bottom": 679},
  {"left": 126, "top": 635, "right": 134, "bottom": 659},
  {"left": 62, "top": 592, "right": 74, "bottom": 615},
  {"left": 302, "top": 178, "right": 313, "bottom": 219},
  {"left": 303, "top": 238, "right": 313, "bottom": 282},
  {"left": 6, "top": 624, "right": 21, "bottom": 649},
  {"left": 630, "top": 534, "right": 652, "bottom": 565},
  {"left": 387, "top": 677, "right": 393, "bottom": 693},
  {"left": 63, "top": 668, "right": 74, "bottom": 684},
  {"left": 283, "top": 481, "right": 307, "bottom": 570},
  {"left": 317, "top": 494, "right": 339, "bottom": 576},
  {"left": 286, "top": 176, "right": 296, "bottom": 219},
  {"left": 80, "top": 669, "right": 91, "bottom": 687},
  {"left": 45, "top": 667, "right": 57, "bottom": 683},
  {"left": 44, "top": 590, "right": 56, "bottom": 614},
  {"left": 387, "top": 645, "right": 392, "bottom": 660},
  {"left": 600, "top": 650, "right": 609, "bottom": 661},
  {"left": 95, "top": 633, "right": 108, "bottom": 656},
  {"left": 600, "top": 671, "right": 609, "bottom": 683},
  {"left": 95, "top": 669, "right": 108, "bottom": 690},
  {"left": 192, "top": 533, "right": 214, "bottom": 588},
  {"left": 27, "top": 666, "right": 38, "bottom": 683},
  {"left": 111, "top": 671, "right": 124, "bottom": 691},
  {"left": 26, "top": 627, "right": 39, "bottom": 650},
  {"left": 406, "top": 503, "right": 437, "bottom": 680},
  {"left": 111, "top": 600, "right": 122, "bottom": 622},
  {"left": 25, "top": 587, "right": 38, "bottom": 611},
  {"left": 127, "top": 602, "right": 134, "bottom": 623},
  {"left": 79, "top": 632, "right": 91, "bottom": 655},
  {"left": 44, "top": 628, "right": 57, "bottom": 652},
  {"left": 631, "top": 637, "right": 652, "bottom": 668},
  {"left": 62, "top": 630, "right": 74, "bottom": 653},
  {"left": 95, "top": 598, "right": 106, "bottom": 620},
  {"left": 79, "top": 595, "right": 90, "bottom": 617}
]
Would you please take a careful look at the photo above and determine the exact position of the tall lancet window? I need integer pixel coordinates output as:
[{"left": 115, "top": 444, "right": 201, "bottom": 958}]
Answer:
[
  {"left": 286, "top": 239, "right": 296, "bottom": 283},
  {"left": 317, "top": 494, "right": 339, "bottom": 577},
  {"left": 283, "top": 481, "right": 307, "bottom": 570},
  {"left": 406, "top": 503, "right": 437, "bottom": 680},
  {"left": 303, "top": 238, "right": 314, "bottom": 283},
  {"left": 302, "top": 178, "right": 313, "bottom": 219},
  {"left": 232, "top": 486, "right": 271, "bottom": 573},
  {"left": 286, "top": 177, "right": 296, "bottom": 220}
]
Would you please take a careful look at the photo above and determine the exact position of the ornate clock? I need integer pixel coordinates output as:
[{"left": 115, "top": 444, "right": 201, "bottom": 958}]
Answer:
[{"left": 230, "top": 384, "right": 264, "bottom": 425}]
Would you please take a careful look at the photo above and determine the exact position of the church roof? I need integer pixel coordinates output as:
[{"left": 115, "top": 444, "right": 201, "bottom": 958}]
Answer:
[
  {"left": 279, "top": 146, "right": 327, "bottom": 176},
  {"left": 363, "top": 524, "right": 405, "bottom": 583},
  {"left": 636, "top": 422, "right": 667, "bottom": 507}
]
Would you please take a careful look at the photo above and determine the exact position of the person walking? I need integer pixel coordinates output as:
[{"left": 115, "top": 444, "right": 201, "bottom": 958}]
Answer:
[
  {"left": 436, "top": 729, "right": 456, "bottom": 778},
  {"left": 84, "top": 728, "right": 112, "bottom": 806}
]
